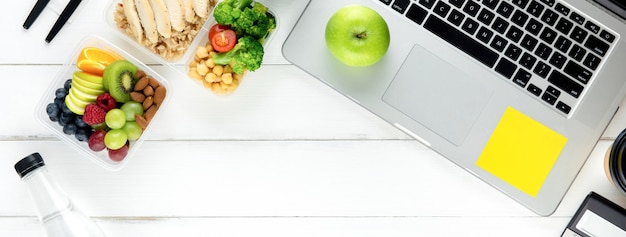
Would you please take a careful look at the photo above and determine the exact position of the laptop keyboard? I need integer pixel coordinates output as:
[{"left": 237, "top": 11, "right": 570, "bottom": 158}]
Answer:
[{"left": 380, "top": 0, "right": 619, "bottom": 116}]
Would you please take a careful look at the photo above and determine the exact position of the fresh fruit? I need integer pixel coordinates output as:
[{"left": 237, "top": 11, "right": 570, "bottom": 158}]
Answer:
[
  {"left": 108, "top": 142, "right": 129, "bottom": 162},
  {"left": 88, "top": 130, "right": 107, "bottom": 151},
  {"left": 66, "top": 72, "right": 106, "bottom": 115},
  {"left": 63, "top": 123, "right": 78, "bottom": 135},
  {"left": 105, "top": 109, "right": 127, "bottom": 129},
  {"left": 75, "top": 128, "right": 91, "bottom": 142},
  {"left": 46, "top": 103, "right": 60, "bottom": 120},
  {"left": 211, "top": 29, "right": 237, "bottom": 52},
  {"left": 325, "top": 5, "right": 390, "bottom": 67},
  {"left": 103, "top": 60, "right": 138, "bottom": 102},
  {"left": 120, "top": 101, "right": 144, "bottom": 121},
  {"left": 77, "top": 47, "right": 123, "bottom": 76},
  {"left": 83, "top": 104, "right": 107, "bottom": 126},
  {"left": 122, "top": 121, "right": 143, "bottom": 140},
  {"left": 96, "top": 93, "right": 117, "bottom": 112},
  {"left": 104, "top": 129, "right": 128, "bottom": 150}
]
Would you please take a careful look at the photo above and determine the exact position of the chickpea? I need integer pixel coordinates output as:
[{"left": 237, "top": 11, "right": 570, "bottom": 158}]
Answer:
[
  {"left": 213, "top": 65, "right": 224, "bottom": 76},
  {"left": 189, "top": 60, "right": 198, "bottom": 68},
  {"left": 188, "top": 67, "right": 203, "bottom": 81},
  {"left": 205, "top": 72, "right": 218, "bottom": 83},
  {"left": 196, "top": 63, "right": 209, "bottom": 76},
  {"left": 195, "top": 46, "right": 209, "bottom": 59},
  {"left": 224, "top": 65, "right": 232, "bottom": 74},
  {"left": 205, "top": 58, "right": 215, "bottom": 68},
  {"left": 222, "top": 73, "right": 233, "bottom": 84}
]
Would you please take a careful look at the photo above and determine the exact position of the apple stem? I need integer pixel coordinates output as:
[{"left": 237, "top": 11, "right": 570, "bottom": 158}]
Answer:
[{"left": 355, "top": 31, "right": 367, "bottom": 39}]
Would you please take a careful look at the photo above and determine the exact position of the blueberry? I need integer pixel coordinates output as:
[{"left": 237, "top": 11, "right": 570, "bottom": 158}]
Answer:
[
  {"left": 49, "top": 115, "right": 59, "bottom": 122},
  {"left": 60, "top": 102, "right": 73, "bottom": 115},
  {"left": 63, "top": 123, "right": 78, "bottom": 135},
  {"left": 55, "top": 88, "right": 68, "bottom": 99},
  {"left": 54, "top": 98, "right": 64, "bottom": 108},
  {"left": 75, "top": 116, "right": 89, "bottom": 128},
  {"left": 59, "top": 112, "right": 75, "bottom": 126},
  {"left": 46, "top": 103, "right": 60, "bottom": 118},
  {"left": 64, "top": 79, "right": 72, "bottom": 90},
  {"left": 75, "top": 128, "right": 91, "bottom": 142}
]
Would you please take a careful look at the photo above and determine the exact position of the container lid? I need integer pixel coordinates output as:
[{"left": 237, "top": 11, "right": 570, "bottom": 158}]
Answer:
[{"left": 14, "top": 153, "right": 46, "bottom": 178}]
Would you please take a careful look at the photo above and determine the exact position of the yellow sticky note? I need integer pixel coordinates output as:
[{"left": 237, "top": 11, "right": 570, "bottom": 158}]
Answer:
[{"left": 476, "top": 107, "right": 567, "bottom": 197}]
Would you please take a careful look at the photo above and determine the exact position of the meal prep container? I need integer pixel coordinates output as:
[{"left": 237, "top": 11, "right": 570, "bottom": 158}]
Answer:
[
  {"left": 35, "top": 35, "right": 172, "bottom": 171},
  {"left": 104, "top": 0, "right": 278, "bottom": 95}
]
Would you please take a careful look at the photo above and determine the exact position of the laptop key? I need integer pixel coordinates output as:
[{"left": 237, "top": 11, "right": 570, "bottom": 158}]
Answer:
[
  {"left": 433, "top": 1, "right": 451, "bottom": 17},
  {"left": 527, "top": 1, "right": 545, "bottom": 18},
  {"left": 463, "top": 1, "right": 481, "bottom": 17},
  {"left": 584, "top": 35, "right": 609, "bottom": 56},
  {"left": 548, "top": 71, "right": 583, "bottom": 98},
  {"left": 520, "top": 52, "right": 537, "bottom": 70},
  {"left": 542, "top": 92, "right": 558, "bottom": 105},
  {"left": 513, "top": 68, "right": 532, "bottom": 87},
  {"left": 512, "top": 0, "right": 530, "bottom": 9},
  {"left": 406, "top": 4, "right": 428, "bottom": 25},
  {"left": 478, "top": 8, "right": 495, "bottom": 25},
  {"left": 570, "top": 12, "right": 585, "bottom": 25},
  {"left": 482, "top": 0, "right": 499, "bottom": 9},
  {"left": 448, "top": 9, "right": 466, "bottom": 26},
  {"left": 585, "top": 21, "right": 600, "bottom": 34},
  {"left": 423, "top": 16, "right": 499, "bottom": 67},
  {"left": 449, "top": 0, "right": 465, "bottom": 8},
  {"left": 540, "top": 0, "right": 555, "bottom": 7},
  {"left": 539, "top": 27, "right": 557, "bottom": 44},
  {"left": 477, "top": 26, "right": 494, "bottom": 44},
  {"left": 490, "top": 35, "right": 508, "bottom": 52},
  {"left": 496, "top": 1, "right": 514, "bottom": 18},
  {"left": 600, "top": 30, "right": 616, "bottom": 43},
  {"left": 527, "top": 84, "right": 543, "bottom": 96},
  {"left": 540, "top": 9, "right": 558, "bottom": 27},
  {"left": 392, "top": 0, "right": 411, "bottom": 13},
  {"left": 564, "top": 61, "right": 591, "bottom": 84},
  {"left": 556, "top": 101, "right": 571, "bottom": 114},
  {"left": 583, "top": 54, "right": 601, "bottom": 70},
  {"left": 418, "top": 0, "right": 436, "bottom": 9},
  {"left": 495, "top": 58, "right": 517, "bottom": 78},
  {"left": 491, "top": 17, "right": 509, "bottom": 34},
  {"left": 555, "top": 36, "right": 572, "bottom": 53},
  {"left": 521, "top": 34, "right": 539, "bottom": 51},
  {"left": 380, "top": 0, "right": 392, "bottom": 5},
  {"left": 549, "top": 52, "right": 567, "bottom": 69},
  {"left": 505, "top": 44, "right": 523, "bottom": 60},
  {"left": 570, "top": 26, "right": 587, "bottom": 43},
  {"left": 555, "top": 3, "right": 570, "bottom": 16},
  {"left": 462, "top": 18, "right": 480, "bottom": 35},
  {"left": 533, "top": 61, "right": 551, "bottom": 78},
  {"left": 535, "top": 43, "right": 552, "bottom": 60},
  {"left": 568, "top": 44, "right": 586, "bottom": 61},
  {"left": 555, "top": 18, "right": 574, "bottom": 34},
  {"left": 525, "top": 18, "right": 543, "bottom": 35},
  {"left": 511, "top": 10, "right": 529, "bottom": 27},
  {"left": 506, "top": 25, "right": 524, "bottom": 43}
]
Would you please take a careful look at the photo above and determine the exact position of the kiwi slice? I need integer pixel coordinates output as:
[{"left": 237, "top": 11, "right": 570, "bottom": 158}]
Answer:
[{"left": 103, "top": 60, "right": 138, "bottom": 102}]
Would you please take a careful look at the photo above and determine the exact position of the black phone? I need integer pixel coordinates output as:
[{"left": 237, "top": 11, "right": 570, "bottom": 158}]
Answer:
[{"left": 561, "top": 192, "right": 626, "bottom": 237}]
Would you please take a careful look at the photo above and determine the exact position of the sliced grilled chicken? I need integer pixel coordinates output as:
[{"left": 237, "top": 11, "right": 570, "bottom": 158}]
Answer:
[
  {"left": 122, "top": 0, "right": 144, "bottom": 43},
  {"left": 181, "top": 0, "right": 195, "bottom": 23},
  {"left": 134, "top": 0, "right": 158, "bottom": 43},
  {"left": 164, "top": 0, "right": 184, "bottom": 31},
  {"left": 149, "top": 0, "right": 172, "bottom": 38},
  {"left": 193, "top": 0, "right": 208, "bottom": 18}
]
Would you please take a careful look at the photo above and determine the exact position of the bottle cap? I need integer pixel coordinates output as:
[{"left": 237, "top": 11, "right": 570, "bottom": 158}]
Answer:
[{"left": 14, "top": 153, "right": 46, "bottom": 178}]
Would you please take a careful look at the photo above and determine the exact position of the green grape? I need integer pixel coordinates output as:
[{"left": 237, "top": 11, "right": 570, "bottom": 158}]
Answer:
[
  {"left": 120, "top": 101, "right": 144, "bottom": 121},
  {"left": 123, "top": 121, "right": 143, "bottom": 140},
  {"left": 105, "top": 108, "right": 126, "bottom": 129},
  {"left": 104, "top": 129, "right": 128, "bottom": 150}
]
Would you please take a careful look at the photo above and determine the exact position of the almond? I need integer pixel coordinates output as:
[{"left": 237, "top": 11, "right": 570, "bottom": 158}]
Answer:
[
  {"left": 130, "top": 92, "right": 146, "bottom": 102},
  {"left": 143, "top": 96, "right": 154, "bottom": 110},
  {"left": 149, "top": 77, "right": 161, "bottom": 88},
  {"left": 145, "top": 104, "right": 158, "bottom": 122},
  {"left": 143, "top": 85, "right": 154, "bottom": 96},
  {"left": 154, "top": 86, "right": 166, "bottom": 105},
  {"left": 135, "top": 114, "right": 148, "bottom": 130},
  {"left": 136, "top": 70, "right": 147, "bottom": 80},
  {"left": 134, "top": 77, "right": 149, "bottom": 91}
]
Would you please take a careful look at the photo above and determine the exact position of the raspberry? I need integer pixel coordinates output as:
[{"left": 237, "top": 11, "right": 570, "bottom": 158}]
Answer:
[
  {"left": 83, "top": 104, "right": 107, "bottom": 125},
  {"left": 96, "top": 93, "right": 117, "bottom": 111}
]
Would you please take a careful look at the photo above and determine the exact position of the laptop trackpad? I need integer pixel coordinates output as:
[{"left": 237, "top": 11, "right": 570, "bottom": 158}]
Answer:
[{"left": 383, "top": 45, "right": 493, "bottom": 146}]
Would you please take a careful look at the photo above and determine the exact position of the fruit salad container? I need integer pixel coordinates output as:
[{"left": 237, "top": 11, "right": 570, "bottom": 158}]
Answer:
[
  {"left": 35, "top": 35, "right": 172, "bottom": 171},
  {"left": 104, "top": 0, "right": 278, "bottom": 95}
]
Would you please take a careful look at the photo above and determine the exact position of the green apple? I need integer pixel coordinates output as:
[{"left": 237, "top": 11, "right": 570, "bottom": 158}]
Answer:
[
  {"left": 73, "top": 71, "right": 104, "bottom": 85},
  {"left": 325, "top": 4, "right": 390, "bottom": 67}
]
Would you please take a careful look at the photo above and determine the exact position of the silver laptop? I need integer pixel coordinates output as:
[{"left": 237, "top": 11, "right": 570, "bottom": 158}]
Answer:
[{"left": 282, "top": 0, "right": 626, "bottom": 215}]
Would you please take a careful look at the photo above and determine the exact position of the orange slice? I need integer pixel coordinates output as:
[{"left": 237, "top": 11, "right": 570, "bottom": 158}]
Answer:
[{"left": 76, "top": 47, "right": 123, "bottom": 76}]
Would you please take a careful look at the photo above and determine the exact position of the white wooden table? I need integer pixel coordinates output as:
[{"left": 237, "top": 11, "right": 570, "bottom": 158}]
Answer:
[{"left": 3, "top": 0, "right": 626, "bottom": 236}]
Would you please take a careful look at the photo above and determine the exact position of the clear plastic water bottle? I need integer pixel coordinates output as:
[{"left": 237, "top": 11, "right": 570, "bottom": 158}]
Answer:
[{"left": 14, "top": 153, "right": 106, "bottom": 237}]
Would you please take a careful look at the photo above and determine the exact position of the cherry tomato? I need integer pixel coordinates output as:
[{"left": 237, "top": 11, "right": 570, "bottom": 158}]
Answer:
[
  {"left": 211, "top": 29, "right": 237, "bottom": 52},
  {"left": 208, "top": 24, "right": 231, "bottom": 42}
]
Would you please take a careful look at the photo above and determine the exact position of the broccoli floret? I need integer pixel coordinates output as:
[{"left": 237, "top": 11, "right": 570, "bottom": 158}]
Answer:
[
  {"left": 213, "top": 0, "right": 253, "bottom": 26},
  {"left": 213, "top": 0, "right": 276, "bottom": 40},
  {"left": 212, "top": 36, "right": 264, "bottom": 74}
]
